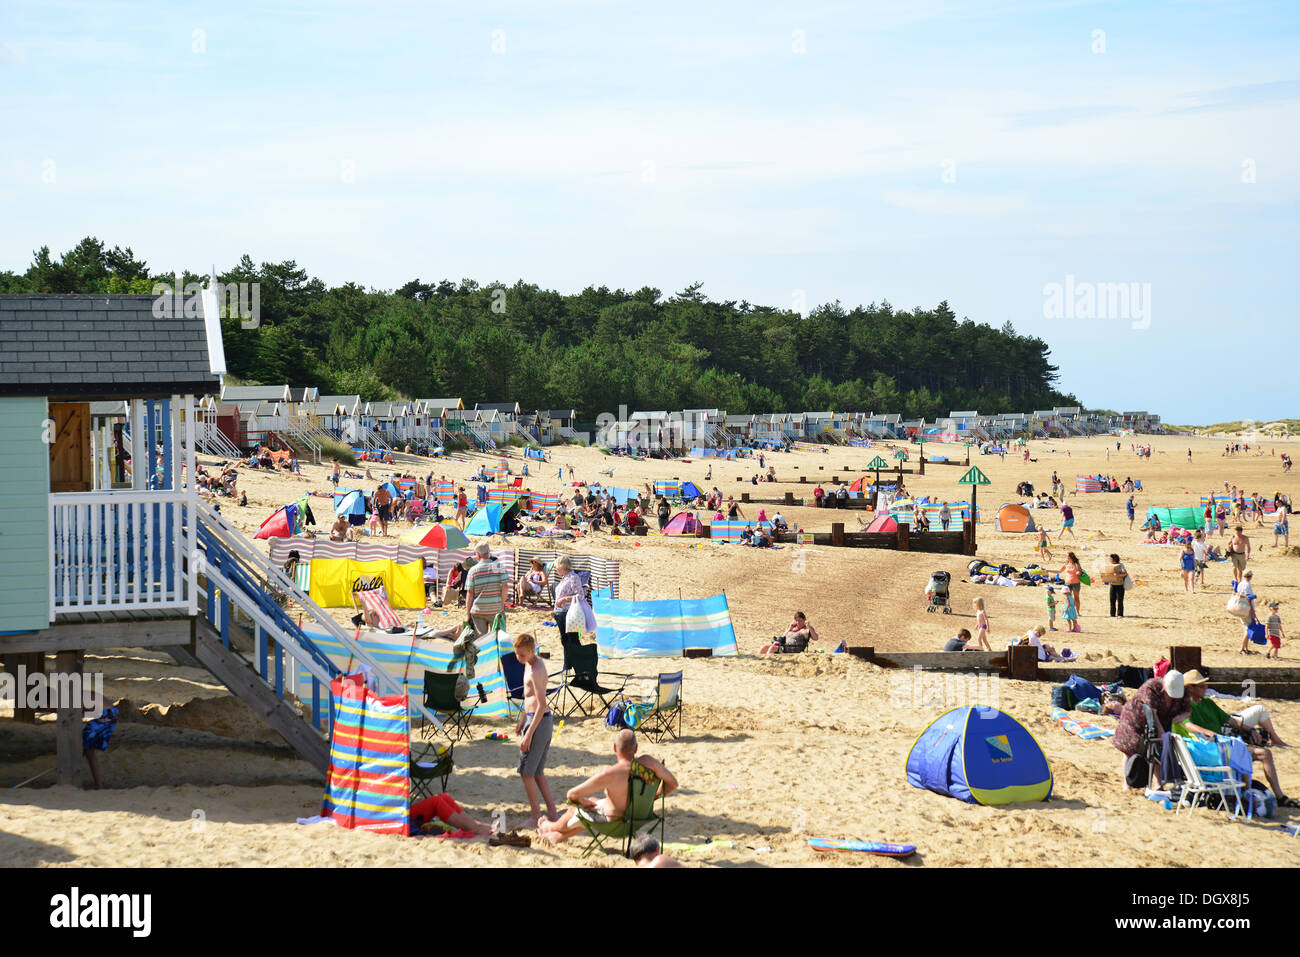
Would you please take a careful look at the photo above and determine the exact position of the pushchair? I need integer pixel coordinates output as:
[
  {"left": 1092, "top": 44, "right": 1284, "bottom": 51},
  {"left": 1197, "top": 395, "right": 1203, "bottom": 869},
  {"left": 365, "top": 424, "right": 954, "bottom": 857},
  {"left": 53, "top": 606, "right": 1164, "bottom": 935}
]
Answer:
[{"left": 925, "top": 571, "right": 952, "bottom": 614}]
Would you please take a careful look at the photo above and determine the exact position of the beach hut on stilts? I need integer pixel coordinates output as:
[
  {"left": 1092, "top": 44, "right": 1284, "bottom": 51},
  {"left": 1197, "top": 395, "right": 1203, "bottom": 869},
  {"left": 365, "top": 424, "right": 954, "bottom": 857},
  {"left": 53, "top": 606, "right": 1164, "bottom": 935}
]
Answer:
[{"left": 0, "top": 289, "right": 435, "bottom": 789}]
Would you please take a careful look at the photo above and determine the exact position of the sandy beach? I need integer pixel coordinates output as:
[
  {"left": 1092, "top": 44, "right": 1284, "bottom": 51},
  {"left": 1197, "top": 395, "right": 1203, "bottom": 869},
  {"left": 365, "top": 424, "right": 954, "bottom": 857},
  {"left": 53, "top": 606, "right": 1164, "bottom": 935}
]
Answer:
[{"left": 5, "top": 433, "right": 1300, "bottom": 867}]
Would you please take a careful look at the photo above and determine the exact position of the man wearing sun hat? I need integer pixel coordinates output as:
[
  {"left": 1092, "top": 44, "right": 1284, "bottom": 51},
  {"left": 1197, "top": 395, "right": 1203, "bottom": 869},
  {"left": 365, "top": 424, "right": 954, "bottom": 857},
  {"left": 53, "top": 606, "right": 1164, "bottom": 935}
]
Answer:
[{"left": 1177, "top": 669, "right": 1299, "bottom": 807}]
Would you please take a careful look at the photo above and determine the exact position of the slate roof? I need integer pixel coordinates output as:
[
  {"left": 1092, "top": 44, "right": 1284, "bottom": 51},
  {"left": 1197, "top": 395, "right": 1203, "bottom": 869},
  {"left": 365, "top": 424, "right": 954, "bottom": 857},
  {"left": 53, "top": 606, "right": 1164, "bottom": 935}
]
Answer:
[
  {"left": 0, "top": 295, "right": 220, "bottom": 399},
  {"left": 221, "top": 384, "right": 289, "bottom": 402}
]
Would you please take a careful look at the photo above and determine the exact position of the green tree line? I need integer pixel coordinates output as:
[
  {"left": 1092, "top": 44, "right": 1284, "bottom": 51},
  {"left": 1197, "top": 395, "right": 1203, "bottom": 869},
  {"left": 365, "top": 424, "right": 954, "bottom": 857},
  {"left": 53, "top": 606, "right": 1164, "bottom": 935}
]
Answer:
[{"left": 2, "top": 237, "right": 1081, "bottom": 419}]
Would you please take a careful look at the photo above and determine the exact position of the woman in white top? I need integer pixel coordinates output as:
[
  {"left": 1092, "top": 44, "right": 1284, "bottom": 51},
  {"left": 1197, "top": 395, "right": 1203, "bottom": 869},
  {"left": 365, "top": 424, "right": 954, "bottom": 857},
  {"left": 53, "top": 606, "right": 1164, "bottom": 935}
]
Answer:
[
  {"left": 552, "top": 556, "right": 585, "bottom": 648},
  {"left": 1022, "top": 625, "right": 1060, "bottom": 662}
]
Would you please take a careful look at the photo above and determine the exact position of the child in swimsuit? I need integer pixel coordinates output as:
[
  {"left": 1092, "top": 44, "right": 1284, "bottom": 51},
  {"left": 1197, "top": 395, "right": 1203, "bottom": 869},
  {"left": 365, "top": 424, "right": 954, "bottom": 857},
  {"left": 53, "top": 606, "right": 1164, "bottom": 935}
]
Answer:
[
  {"left": 972, "top": 597, "right": 992, "bottom": 651},
  {"left": 1179, "top": 543, "right": 1196, "bottom": 592}
]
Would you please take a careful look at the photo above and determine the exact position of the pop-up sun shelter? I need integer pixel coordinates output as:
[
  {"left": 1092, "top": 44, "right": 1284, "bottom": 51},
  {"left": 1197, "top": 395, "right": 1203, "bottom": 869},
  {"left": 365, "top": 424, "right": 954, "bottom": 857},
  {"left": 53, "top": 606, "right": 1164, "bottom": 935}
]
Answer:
[
  {"left": 334, "top": 489, "right": 367, "bottom": 525},
  {"left": 906, "top": 705, "right": 1052, "bottom": 805},
  {"left": 464, "top": 498, "right": 521, "bottom": 535},
  {"left": 679, "top": 480, "right": 702, "bottom": 501},
  {"left": 254, "top": 503, "right": 299, "bottom": 539},
  {"left": 1146, "top": 506, "right": 1201, "bottom": 530},
  {"left": 994, "top": 503, "right": 1036, "bottom": 532},
  {"left": 865, "top": 513, "right": 898, "bottom": 533},
  {"left": 661, "top": 511, "right": 699, "bottom": 535}
]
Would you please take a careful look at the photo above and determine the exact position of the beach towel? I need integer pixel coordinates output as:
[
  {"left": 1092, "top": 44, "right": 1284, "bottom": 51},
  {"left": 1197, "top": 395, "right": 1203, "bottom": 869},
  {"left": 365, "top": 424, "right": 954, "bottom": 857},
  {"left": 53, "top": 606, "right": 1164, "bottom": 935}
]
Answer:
[{"left": 1051, "top": 707, "right": 1114, "bottom": 740}]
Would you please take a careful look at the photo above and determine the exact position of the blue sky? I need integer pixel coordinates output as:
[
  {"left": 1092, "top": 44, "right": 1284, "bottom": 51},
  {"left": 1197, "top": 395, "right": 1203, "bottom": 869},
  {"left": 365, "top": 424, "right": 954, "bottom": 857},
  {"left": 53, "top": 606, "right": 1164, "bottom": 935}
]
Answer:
[{"left": 2, "top": 0, "right": 1297, "bottom": 423}]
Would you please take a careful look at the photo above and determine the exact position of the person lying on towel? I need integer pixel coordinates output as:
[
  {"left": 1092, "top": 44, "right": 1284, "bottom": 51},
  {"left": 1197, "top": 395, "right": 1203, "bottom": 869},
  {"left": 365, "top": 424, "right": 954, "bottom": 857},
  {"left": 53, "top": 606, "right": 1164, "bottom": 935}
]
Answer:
[{"left": 410, "top": 792, "right": 496, "bottom": 837}]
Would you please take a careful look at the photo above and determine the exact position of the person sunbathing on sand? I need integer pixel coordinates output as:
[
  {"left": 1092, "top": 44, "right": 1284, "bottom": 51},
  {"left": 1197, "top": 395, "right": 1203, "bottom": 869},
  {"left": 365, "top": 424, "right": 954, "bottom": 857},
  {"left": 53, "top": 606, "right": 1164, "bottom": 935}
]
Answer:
[
  {"left": 539, "top": 730, "right": 677, "bottom": 845},
  {"left": 412, "top": 792, "right": 496, "bottom": 837}
]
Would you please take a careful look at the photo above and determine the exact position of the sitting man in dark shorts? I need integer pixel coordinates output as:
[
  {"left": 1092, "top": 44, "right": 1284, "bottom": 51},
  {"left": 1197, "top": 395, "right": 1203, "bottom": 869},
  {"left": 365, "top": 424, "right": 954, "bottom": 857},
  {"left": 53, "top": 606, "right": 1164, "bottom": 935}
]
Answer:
[
  {"left": 758, "top": 612, "right": 819, "bottom": 654},
  {"left": 539, "top": 729, "right": 678, "bottom": 844}
]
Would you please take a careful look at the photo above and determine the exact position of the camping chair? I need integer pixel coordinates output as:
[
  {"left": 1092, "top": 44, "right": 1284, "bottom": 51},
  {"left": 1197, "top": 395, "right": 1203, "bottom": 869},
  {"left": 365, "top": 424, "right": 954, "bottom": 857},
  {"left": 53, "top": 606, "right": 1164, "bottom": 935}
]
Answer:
[
  {"left": 421, "top": 671, "right": 474, "bottom": 742},
  {"left": 407, "top": 498, "right": 425, "bottom": 522},
  {"left": 356, "top": 587, "right": 404, "bottom": 630},
  {"left": 511, "top": 476, "right": 524, "bottom": 489},
  {"left": 557, "top": 643, "right": 632, "bottom": 720},
  {"left": 628, "top": 671, "right": 683, "bottom": 743},
  {"left": 1171, "top": 735, "right": 1248, "bottom": 819},
  {"left": 500, "top": 650, "right": 563, "bottom": 719},
  {"left": 409, "top": 740, "right": 454, "bottom": 800},
  {"left": 579, "top": 758, "right": 667, "bottom": 859}
]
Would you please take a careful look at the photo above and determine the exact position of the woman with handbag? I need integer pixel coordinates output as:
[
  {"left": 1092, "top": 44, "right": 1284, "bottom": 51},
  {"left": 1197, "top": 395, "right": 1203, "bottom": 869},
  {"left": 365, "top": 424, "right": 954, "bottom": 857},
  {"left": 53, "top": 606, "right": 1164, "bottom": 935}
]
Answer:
[
  {"left": 551, "top": 556, "right": 587, "bottom": 649},
  {"left": 1237, "top": 570, "right": 1261, "bottom": 654},
  {"left": 1101, "top": 553, "right": 1129, "bottom": 617}
]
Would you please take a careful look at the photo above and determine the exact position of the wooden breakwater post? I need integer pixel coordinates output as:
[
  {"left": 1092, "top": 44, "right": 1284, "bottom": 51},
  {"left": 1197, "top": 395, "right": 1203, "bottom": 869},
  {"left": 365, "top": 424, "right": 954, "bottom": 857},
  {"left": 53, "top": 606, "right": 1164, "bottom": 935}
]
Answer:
[
  {"left": 1007, "top": 643, "right": 1040, "bottom": 681},
  {"left": 1170, "top": 645, "right": 1201, "bottom": 675}
]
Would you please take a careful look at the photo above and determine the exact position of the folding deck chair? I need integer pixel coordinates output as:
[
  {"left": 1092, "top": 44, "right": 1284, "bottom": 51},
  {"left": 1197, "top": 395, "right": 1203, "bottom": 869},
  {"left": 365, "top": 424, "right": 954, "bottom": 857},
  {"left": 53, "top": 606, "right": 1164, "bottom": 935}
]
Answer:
[
  {"left": 579, "top": 758, "right": 667, "bottom": 859},
  {"left": 409, "top": 740, "right": 454, "bottom": 798},
  {"left": 421, "top": 671, "right": 474, "bottom": 742},
  {"left": 1171, "top": 735, "right": 1249, "bottom": 819},
  {"left": 501, "top": 650, "right": 563, "bottom": 718},
  {"left": 556, "top": 642, "right": 632, "bottom": 720},
  {"left": 628, "top": 671, "right": 683, "bottom": 743},
  {"left": 355, "top": 586, "right": 404, "bottom": 630}
]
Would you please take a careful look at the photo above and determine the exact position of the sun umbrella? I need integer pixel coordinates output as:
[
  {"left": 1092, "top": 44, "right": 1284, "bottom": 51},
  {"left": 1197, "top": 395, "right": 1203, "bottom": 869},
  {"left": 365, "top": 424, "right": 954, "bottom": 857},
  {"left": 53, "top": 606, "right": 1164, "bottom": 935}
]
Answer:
[{"left": 401, "top": 523, "right": 471, "bottom": 549}]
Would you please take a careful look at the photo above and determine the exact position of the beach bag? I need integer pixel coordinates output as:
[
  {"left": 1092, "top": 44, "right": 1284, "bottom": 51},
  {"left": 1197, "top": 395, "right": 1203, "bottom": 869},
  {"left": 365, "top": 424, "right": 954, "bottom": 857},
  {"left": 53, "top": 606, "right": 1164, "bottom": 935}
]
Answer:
[
  {"left": 1249, "top": 782, "right": 1276, "bottom": 819},
  {"left": 605, "top": 700, "right": 627, "bottom": 730},
  {"left": 1124, "top": 753, "right": 1150, "bottom": 790},
  {"left": 622, "top": 702, "right": 654, "bottom": 729},
  {"left": 1246, "top": 621, "right": 1267, "bottom": 645},
  {"left": 1050, "top": 685, "right": 1075, "bottom": 710},
  {"left": 565, "top": 599, "right": 585, "bottom": 634},
  {"left": 1076, "top": 697, "right": 1101, "bottom": 714},
  {"left": 1064, "top": 674, "right": 1102, "bottom": 703},
  {"left": 1117, "top": 665, "right": 1152, "bottom": 688},
  {"left": 1122, "top": 570, "right": 1134, "bottom": 590},
  {"left": 1225, "top": 593, "right": 1252, "bottom": 620}
]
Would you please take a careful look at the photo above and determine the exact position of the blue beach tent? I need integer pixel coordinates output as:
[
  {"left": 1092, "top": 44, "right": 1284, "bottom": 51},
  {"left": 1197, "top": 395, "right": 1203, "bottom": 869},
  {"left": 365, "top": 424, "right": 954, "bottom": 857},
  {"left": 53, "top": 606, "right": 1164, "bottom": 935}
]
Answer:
[
  {"left": 464, "top": 502, "right": 503, "bottom": 535},
  {"left": 334, "top": 489, "right": 367, "bottom": 526},
  {"left": 906, "top": 706, "right": 1052, "bottom": 805},
  {"left": 679, "top": 481, "right": 702, "bottom": 501}
]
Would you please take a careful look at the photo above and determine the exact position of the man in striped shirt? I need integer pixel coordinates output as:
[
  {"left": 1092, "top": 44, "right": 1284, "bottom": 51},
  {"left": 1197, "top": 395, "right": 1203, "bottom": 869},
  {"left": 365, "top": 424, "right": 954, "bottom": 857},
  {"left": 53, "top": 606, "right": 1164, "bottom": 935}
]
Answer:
[{"left": 465, "top": 542, "right": 508, "bottom": 636}]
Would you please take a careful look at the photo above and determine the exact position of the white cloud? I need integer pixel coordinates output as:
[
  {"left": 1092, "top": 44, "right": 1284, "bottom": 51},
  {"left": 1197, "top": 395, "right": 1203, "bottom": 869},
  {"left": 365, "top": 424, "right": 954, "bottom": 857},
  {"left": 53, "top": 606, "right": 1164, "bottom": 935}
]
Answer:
[{"left": 880, "top": 189, "right": 1027, "bottom": 215}]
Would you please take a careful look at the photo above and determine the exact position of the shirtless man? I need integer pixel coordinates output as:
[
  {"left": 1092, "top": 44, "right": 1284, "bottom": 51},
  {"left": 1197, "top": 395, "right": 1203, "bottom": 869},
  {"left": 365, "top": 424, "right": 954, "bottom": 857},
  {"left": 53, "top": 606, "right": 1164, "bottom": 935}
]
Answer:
[
  {"left": 374, "top": 483, "right": 393, "bottom": 536},
  {"left": 330, "top": 514, "right": 350, "bottom": 542},
  {"left": 1227, "top": 525, "right": 1251, "bottom": 582},
  {"left": 514, "top": 632, "right": 557, "bottom": 826},
  {"left": 539, "top": 729, "right": 678, "bottom": 845}
]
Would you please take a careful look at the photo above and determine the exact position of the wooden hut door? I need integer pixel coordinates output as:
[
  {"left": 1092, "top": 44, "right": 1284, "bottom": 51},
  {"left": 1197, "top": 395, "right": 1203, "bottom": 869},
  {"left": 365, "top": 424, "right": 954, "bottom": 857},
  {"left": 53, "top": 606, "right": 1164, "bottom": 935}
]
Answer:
[{"left": 49, "top": 402, "right": 92, "bottom": 492}]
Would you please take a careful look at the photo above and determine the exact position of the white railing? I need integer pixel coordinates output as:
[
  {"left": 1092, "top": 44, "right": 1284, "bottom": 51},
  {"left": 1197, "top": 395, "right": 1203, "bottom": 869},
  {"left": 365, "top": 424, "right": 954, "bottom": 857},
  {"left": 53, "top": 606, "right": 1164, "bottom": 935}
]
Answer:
[
  {"left": 198, "top": 420, "right": 243, "bottom": 458},
  {"left": 195, "top": 501, "right": 440, "bottom": 729},
  {"left": 50, "top": 490, "right": 194, "bottom": 617}
]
